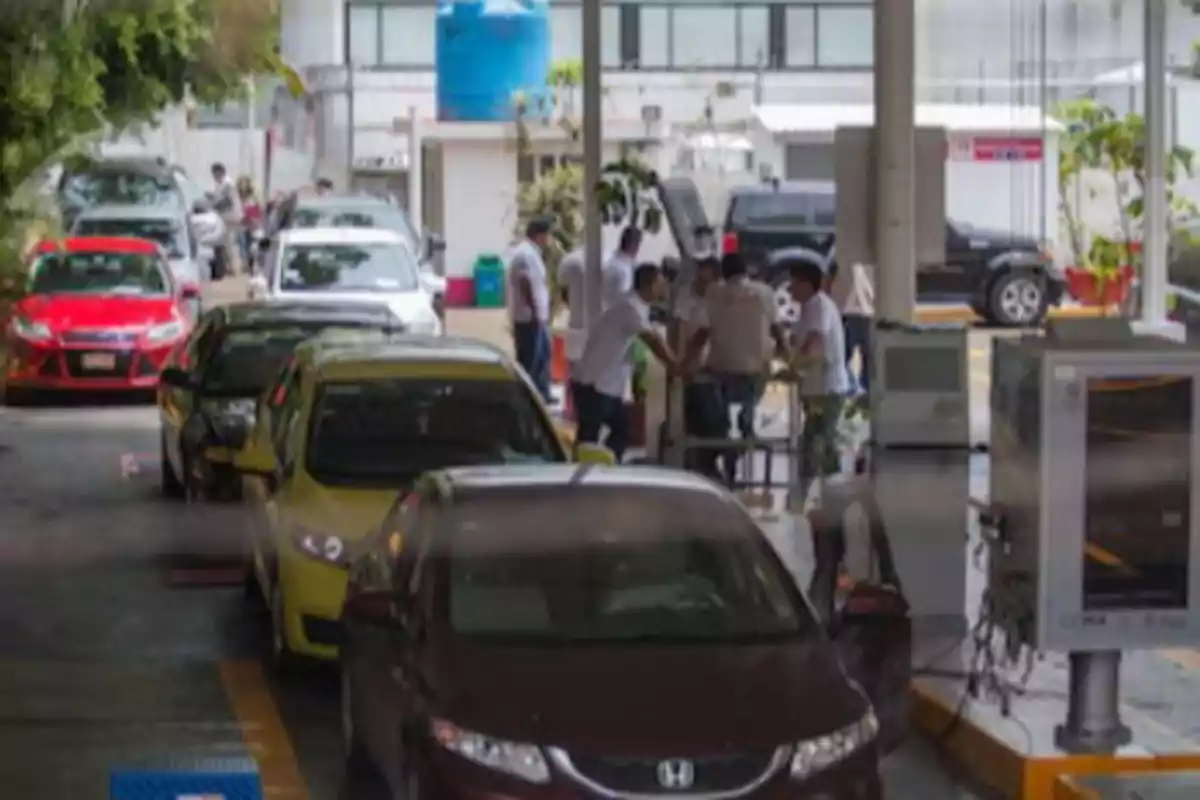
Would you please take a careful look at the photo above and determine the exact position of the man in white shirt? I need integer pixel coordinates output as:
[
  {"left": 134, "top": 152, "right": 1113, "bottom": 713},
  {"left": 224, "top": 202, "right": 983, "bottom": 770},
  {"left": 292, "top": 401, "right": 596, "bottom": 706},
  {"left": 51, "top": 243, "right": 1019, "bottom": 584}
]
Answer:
[
  {"left": 601, "top": 227, "right": 641, "bottom": 311},
  {"left": 672, "top": 256, "right": 723, "bottom": 478},
  {"left": 785, "top": 258, "right": 851, "bottom": 500},
  {"left": 210, "top": 162, "right": 242, "bottom": 277},
  {"left": 830, "top": 258, "right": 875, "bottom": 393},
  {"left": 573, "top": 263, "right": 679, "bottom": 462},
  {"left": 508, "top": 217, "right": 554, "bottom": 401},
  {"left": 684, "top": 253, "right": 790, "bottom": 483}
]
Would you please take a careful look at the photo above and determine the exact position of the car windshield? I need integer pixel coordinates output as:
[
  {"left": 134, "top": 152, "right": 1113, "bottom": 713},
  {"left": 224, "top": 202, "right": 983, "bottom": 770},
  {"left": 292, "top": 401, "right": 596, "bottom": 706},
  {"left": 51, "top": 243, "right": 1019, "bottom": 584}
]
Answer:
[
  {"left": 61, "top": 171, "right": 180, "bottom": 210},
  {"left": 280, "top": 243, "right": 420, "bottom": 293},
  {"left": 202, "top": 325, "right": 371, "bottom": 397},
  {"left": 306, "top": 378, "right": 563, "bottom": 487},
  {"left": 440, "top": 488, "right": 813, "bottom": 644},
  {"left": 291, "top": 205, "right": 420, "bottom": 249},
  {"left": 29, "top": 251, "right": 171, "bottom": 297},
  {"left": 74, "top": 218, "right": 187, "bottom": 258}
]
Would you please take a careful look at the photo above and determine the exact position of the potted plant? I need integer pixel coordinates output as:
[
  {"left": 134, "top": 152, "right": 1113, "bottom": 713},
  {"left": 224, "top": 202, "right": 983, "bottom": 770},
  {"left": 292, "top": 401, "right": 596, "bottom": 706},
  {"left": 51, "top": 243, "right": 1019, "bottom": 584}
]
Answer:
[{"left": 1064, "top": 237, "right": 1137, "bottom": 308}]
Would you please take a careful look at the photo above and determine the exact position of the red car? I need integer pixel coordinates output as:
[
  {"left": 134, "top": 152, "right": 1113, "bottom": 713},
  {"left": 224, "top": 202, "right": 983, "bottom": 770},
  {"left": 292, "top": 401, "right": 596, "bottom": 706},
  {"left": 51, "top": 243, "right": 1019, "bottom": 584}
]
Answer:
[{"left": 5, "top": 236, "right": 199, "bottom": 397}]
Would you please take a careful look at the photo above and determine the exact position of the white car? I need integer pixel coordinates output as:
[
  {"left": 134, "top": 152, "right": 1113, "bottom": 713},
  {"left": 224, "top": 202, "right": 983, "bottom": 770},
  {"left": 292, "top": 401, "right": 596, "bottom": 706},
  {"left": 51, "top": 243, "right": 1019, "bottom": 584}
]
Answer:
[{"left": 250, "top": 227, "right": 444, "bottom": 335}]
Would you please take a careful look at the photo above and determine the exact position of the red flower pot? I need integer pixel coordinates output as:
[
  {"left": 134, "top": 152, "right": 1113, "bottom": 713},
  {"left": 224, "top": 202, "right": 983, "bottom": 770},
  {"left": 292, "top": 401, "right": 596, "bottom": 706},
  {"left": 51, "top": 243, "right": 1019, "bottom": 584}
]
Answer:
[{"left": 1064, "top": 266, "right": 1135, "bottom": 307}]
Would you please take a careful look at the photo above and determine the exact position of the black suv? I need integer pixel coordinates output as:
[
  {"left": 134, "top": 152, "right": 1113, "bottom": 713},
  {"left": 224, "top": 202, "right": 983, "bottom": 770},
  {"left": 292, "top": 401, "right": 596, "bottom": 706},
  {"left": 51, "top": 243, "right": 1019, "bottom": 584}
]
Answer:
[{"left": 720, "top": 181, "right": 1065, "bottom": 326}]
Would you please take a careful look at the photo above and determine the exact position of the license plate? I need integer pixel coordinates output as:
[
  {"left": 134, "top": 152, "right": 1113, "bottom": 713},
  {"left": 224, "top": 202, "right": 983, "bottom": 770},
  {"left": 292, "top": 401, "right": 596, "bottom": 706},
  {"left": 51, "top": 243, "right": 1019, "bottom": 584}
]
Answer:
[{"left": 81, "top": 352, "right": 116, "bottom": 370}]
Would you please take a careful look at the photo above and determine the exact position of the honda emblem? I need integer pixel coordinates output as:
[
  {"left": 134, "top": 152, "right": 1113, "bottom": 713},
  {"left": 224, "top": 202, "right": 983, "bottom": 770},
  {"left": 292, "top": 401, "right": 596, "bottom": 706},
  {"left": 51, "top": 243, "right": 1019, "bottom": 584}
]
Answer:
[{"left": 656, "top": 758, "right": 695, "bottom": 790}]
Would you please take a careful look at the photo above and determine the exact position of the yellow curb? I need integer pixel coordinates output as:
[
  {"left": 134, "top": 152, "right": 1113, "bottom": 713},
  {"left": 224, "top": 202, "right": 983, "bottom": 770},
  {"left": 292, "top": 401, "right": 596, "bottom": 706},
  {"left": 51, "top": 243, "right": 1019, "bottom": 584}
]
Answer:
[
  {"left": 914, "top": 304, "right": 1110, "bottom": 324},
  {"left": 909, "top": 682, "right": 1200, "bottom": 799}
]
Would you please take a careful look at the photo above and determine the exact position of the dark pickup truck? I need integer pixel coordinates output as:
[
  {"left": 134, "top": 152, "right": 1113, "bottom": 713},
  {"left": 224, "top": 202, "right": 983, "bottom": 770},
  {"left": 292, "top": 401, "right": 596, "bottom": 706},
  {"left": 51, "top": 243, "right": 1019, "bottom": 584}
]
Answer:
[{"left": 719, "top": 181, "right": 1065, "bottom": 326}]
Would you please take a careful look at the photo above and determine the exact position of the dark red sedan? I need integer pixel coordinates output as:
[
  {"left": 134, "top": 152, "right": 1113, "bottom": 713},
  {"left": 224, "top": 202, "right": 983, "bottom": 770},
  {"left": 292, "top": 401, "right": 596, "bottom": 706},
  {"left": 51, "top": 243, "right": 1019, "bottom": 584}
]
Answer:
[
  {"left": 5, "top": 236, "right": 198, "bottom": 399},
  {"left": 340, "top": 465, "right": 907, "bottom": 799}
]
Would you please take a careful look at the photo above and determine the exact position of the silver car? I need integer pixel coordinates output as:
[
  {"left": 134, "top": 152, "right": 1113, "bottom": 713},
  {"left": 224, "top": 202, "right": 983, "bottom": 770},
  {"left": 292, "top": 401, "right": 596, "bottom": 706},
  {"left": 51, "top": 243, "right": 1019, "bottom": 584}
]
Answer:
[{"left": 70, "top": 204, "right": 205, "bottom": 318}]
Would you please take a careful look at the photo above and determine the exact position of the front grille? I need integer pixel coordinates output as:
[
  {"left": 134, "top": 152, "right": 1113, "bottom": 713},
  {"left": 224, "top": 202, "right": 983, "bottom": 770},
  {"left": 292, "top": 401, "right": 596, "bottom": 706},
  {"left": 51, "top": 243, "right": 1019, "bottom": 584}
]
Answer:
[
  {"left": 62, "top": 330, "right": 138, "bottom": 344},
  {"left": 567, "top": 750, "right": 778, "bottom": 794},
  {"left": 64, "top": 351, "right": 134, "bottom": 379}
]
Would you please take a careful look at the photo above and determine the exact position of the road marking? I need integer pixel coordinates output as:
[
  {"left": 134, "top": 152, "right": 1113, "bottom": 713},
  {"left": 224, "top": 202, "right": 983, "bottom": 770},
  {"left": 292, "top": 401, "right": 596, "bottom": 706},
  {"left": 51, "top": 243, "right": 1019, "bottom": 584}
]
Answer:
[{"left": 218, "top": 660, "right": 310, "bottom": 799}]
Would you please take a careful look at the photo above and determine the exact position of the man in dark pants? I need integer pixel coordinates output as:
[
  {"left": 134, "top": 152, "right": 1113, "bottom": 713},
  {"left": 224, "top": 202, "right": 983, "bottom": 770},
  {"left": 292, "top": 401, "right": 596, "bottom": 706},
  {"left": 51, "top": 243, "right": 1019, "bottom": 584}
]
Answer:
[
  {"left": 507, "top": 218, "right": 553, "bottom": 402},
  {"left": 672, "top": 255, "right": 723, "bottom": 478},
  {"left": 573, "top": 264, "right": 678, "bottom": 462},
  {"left": 831, "top": 260, "right": 875, "bottom": 394}
]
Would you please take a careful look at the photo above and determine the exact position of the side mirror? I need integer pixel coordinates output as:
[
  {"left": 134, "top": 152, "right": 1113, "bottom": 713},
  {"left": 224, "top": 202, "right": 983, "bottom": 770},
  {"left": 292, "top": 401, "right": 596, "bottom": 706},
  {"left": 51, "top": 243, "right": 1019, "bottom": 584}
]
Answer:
[
  {"left": 180, "top": 283, "right": 201, "bottom": 299},
  {"left": 160, "top": 367, "right": 195, "bottom": 390},
  {"left": 574, "top": 442, "right": 616, "bottom": 465},
  {"left": 232, "top": 445, "right": 279, "bottom": 477}
]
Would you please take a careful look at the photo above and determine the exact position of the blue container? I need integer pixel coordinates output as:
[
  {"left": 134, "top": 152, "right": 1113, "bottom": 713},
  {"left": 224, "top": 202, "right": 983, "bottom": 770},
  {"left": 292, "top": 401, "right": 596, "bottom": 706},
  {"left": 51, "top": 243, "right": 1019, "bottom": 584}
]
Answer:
[
  {"left": 110, "top": 755, "right": 262, "bottom": 800},
  {"left": 436, "top": 0, "right": 551, "bottom": 122},
  {"left": 473, "top": 254, "right": 507, "bottom": 308}
]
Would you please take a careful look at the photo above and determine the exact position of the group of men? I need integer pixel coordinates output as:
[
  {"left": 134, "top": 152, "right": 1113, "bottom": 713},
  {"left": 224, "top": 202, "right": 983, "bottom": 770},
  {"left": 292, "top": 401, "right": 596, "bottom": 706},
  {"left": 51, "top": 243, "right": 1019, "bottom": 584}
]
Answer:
[{"left": 507, "top": 215, "right": 873, "bottom": 499}]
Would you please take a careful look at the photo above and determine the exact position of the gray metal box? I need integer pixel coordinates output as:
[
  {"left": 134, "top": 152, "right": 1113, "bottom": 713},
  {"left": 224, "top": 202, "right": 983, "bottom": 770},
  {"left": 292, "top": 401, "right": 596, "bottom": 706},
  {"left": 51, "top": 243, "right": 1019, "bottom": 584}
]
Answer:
[{"left": 989, "top": 334, "right": 1200, "bottom": 651}]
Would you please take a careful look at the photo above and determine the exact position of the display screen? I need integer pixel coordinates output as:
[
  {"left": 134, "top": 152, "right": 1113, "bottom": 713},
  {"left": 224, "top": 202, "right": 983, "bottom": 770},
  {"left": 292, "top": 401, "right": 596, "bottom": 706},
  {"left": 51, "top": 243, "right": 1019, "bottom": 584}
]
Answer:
[
  {"left": 882, "top": 347, "right": 963, "bottom": 393},
  {"left": 1083, "top": 375, "right": 1192, "bottom": 610}
]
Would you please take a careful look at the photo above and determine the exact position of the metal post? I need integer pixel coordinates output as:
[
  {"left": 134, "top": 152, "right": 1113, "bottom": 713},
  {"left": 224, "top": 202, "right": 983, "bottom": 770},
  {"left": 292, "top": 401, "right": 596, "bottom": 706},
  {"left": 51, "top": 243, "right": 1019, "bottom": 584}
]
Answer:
[
  {"left": 1142, "top": 0, "right": 1168, "bottom": 325},
  {"left": 1054, "top": 651, "right": 1131, "bottom": 754},
  {"left": 346, "top": 63, "right": 357, "bottom": 190},
  {"left": 407, "top": 106, "right": 423, "bottom": 231},
  {"left": 872, "top": 0, "right": 917, "bottom": 324},
  {"left": 581, "top": 0, "right": 604, "bottom": 326}
]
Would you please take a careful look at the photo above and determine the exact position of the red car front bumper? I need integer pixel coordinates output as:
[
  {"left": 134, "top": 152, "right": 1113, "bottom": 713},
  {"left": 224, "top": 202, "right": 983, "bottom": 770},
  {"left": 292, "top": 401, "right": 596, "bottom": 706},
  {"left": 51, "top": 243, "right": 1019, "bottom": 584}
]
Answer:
[{"left": 5, "top": 335, "right": 177, "bottom": 391}]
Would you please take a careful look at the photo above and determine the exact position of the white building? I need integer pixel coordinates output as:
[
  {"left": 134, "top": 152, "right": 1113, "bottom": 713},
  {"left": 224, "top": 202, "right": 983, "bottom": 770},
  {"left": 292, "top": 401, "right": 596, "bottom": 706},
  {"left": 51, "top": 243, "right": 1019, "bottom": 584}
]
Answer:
[{"left": 266, "top": 0, "right": 1200, "bottom": 292}]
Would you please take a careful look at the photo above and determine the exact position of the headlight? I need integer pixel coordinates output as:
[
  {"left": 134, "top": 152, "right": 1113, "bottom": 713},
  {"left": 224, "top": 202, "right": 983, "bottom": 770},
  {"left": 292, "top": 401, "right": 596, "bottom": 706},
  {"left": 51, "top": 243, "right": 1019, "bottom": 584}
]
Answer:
[
  {"left": 432, "top": 719, "right": 549, "bottom": 784},
  {"left": 144, "top": 320, "right": 185, "bottom": 343},
  {"left": 10, "top": 317, "right": 52, "bottom": 341},
  {"left": 790, "top": 709, "right": 878, "bottom": 780},
  {"left": 290, "top": 527, "right": 348, "bottom": 566}
]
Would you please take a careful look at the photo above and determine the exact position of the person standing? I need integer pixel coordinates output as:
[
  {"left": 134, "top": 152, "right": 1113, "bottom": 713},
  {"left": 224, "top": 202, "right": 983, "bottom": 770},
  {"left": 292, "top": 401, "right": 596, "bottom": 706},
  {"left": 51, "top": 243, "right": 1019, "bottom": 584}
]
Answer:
[
  {"left": 557, "top": 246, "right": 586, "bottom": 408},
  {"left": 684, "top": 252, "right": 790, "bottom": 484},
  {"left": 830, "top": 259, "right": 875, "bottom": 394},
  {"left": 508, "top": 218, "right": 554, "bottom": 402},
  {"left": 573, "top": 264, "right": 679, "bottom": 462},
  {"left": 673, "top": 255, "right": 723, "bottom": 478},
  {"left": 237, "top": 176, "right": 262, "bottom": 275},
  {"left": 601, "top": 227, "right": 641, "bottom": 311},
  {"left": 785, "top": 258, "right": 851, "bottom": 503},
  {"left": 210, "top": 162, "right": 242, "bottom": 278}
]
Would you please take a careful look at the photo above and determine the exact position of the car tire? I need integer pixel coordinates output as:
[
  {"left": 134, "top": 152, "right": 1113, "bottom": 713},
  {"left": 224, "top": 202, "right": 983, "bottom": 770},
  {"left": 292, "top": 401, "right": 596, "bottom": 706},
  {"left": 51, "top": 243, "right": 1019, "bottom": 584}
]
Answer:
[
  {"left": 161, "top": 433, "right": 186, "bottom": 500},
  {"left": 986, "top": 270, "right": 1048, "bottom": 327}
]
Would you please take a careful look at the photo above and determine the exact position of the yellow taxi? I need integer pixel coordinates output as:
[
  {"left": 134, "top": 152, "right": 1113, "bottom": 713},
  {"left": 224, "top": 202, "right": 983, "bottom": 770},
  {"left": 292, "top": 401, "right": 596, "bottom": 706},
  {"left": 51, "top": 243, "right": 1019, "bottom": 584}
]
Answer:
[{"left": 228, "top": 332, "right": 598, "bottom": 669}]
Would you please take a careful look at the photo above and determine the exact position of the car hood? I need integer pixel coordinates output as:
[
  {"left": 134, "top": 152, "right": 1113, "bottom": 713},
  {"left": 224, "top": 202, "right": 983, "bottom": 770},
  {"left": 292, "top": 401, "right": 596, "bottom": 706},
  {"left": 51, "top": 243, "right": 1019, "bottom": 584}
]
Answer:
[
  {"left": 275, "top": 290, "right": 439, "bottom": 332},
  {"left": 425, "top": 637, "right": 868, "bottom": 754},
  {"left": 283, "top": 480, "right": 398, "bottom": 540},
  {"left": 16, "top": 293, "right": 176, "bottom": 332}
]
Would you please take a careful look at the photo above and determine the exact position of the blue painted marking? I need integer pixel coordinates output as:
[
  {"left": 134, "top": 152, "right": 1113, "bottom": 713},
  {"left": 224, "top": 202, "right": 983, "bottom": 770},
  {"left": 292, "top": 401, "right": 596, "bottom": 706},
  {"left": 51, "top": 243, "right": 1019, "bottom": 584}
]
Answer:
[{"left": 110, "top": 756, "right": 261, "bottom": 800}]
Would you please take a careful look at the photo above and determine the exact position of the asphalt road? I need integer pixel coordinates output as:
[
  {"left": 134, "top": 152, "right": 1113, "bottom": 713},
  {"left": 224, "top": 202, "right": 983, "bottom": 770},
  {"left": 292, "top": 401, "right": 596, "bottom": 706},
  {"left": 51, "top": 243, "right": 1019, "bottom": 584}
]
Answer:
[{"left": 0, "top": 284, "right": 994, "bottom": 798}]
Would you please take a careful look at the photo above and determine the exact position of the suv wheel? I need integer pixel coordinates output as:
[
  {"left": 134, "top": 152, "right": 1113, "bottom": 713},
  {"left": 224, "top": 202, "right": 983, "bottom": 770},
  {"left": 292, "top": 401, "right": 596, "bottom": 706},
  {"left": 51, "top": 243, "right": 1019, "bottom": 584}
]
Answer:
[{"left": 987, "top": 270, "right": 1047, "bottom": 326}]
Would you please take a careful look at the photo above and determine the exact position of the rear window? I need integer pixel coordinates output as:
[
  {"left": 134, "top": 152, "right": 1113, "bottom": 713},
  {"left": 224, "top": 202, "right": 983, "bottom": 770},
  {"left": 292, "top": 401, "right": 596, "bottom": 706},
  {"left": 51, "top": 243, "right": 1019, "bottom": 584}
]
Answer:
[
  {"left": 305, "top": 378, "right": 564, "bottom": 487},
  {"left": 728, "top": 192, "right": 835, "bottom": 227},
  {"left": 437, "top": 487, "right": 815, "bottom": 644},
  {"left": 74, "top": 218, "right": 186, "bottom": 258}
]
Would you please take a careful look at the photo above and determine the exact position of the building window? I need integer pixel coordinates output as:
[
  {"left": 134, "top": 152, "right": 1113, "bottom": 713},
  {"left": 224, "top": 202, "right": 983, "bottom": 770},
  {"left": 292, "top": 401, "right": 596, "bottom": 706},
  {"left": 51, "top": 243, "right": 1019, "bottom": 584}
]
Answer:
[
  {"left": 671, "top": 7, "right": 738, "bottom": 68},
  {"left": 815, "top": 5, "right": 872, "bottom": 67},
  {"left": 784, "top": 7, "right": 815, "bottom": 67},
  {"left": 380, "top": 6, "right": 436, "bottom": 66},
  {"left": 639, "top": 6, "right": 670, "bottom": 67},
  {"left": 348, "top": 5, "right": 380, "bottom": 66},
  {"left": 549, "top": 4, "right": 622, "bottom": 67},
  {"left": 738, "top": 6, "right": 770, "bottom": 68}
]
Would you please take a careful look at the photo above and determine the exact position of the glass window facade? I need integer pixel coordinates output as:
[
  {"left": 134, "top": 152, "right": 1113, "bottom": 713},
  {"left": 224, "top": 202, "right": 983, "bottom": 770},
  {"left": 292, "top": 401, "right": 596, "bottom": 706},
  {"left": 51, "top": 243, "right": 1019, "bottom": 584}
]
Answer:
[{"left": 345, "top": 1, "right": 872, "bottom": 71}]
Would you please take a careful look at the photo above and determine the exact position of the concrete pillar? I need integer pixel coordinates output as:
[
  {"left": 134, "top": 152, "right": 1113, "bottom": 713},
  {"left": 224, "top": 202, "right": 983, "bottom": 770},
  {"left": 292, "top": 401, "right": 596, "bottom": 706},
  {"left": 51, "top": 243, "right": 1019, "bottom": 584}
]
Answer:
[
  {"left": 582, "top": 0, "right": 605, "bottom": 325},
  {"left": 873, "top": 0, "right": 917, "bottom": 323},
  {"left": 1143, "top": 0, "right": 1168, "bottom": 326}
]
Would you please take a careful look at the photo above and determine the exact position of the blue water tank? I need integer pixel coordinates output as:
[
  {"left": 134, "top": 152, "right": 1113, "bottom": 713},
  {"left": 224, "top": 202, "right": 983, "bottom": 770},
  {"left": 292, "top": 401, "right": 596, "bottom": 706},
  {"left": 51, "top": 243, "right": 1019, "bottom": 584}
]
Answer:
[{"left": 436, "top": 0, "right": 551, "bottom": 122}]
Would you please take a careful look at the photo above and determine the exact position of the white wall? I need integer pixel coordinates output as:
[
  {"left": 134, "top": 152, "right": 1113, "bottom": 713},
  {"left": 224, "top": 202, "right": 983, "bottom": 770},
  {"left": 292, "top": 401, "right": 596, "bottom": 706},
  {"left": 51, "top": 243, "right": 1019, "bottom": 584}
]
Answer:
[{"left": 438, "top": 139, "right": 676, "bottom": 280}]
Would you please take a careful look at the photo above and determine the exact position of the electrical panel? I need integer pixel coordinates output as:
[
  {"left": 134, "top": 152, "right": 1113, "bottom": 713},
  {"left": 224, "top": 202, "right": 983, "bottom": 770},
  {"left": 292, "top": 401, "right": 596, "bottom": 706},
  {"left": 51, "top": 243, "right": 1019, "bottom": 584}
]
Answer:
[{"left": 989, "top": 333, "right": 1200, "bottom": 652}]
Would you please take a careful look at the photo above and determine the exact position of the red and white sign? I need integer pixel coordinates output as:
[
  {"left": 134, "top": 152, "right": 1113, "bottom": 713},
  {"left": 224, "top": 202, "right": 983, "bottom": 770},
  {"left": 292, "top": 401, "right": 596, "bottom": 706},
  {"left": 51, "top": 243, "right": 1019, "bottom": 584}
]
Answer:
[{"left": 971, "top": 137, "right": 1043, "bottom": 162}]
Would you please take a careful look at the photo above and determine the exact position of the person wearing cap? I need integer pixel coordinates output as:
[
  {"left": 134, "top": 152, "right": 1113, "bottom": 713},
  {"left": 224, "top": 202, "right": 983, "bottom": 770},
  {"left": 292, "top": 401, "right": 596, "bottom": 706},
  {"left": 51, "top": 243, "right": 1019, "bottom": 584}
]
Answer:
[
  {"left": 684, "top": 252, "right": 790, "bottom": 484},
  {"left": 784, "top": 257, "right": 851, "bottom": 502},
  {"left": 508, "top": 217, "right": 554, "bottom": 402},
  {"left": 573, "top": 263, "right": 680, "bottom": 462}
]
